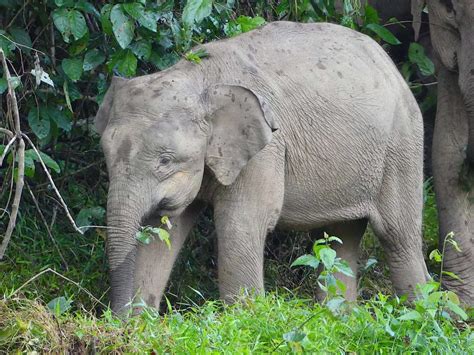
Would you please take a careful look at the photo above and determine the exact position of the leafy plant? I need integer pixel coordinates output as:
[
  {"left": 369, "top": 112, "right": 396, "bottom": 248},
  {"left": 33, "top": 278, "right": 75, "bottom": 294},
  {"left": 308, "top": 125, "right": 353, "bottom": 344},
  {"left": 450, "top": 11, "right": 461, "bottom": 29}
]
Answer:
[
  {"left": 136, "top": 216, "right": 172, "bottom": 248},
  {"left": 291, "top": 232, "right": 354, "bottom": 307}
]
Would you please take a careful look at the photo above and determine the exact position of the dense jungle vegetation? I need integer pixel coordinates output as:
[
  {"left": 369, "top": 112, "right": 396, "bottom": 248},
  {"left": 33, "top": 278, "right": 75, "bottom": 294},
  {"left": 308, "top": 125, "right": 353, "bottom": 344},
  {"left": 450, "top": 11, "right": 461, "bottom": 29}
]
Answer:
[{"left": 0, "top": 0, "right": 472, "bottom": 352}]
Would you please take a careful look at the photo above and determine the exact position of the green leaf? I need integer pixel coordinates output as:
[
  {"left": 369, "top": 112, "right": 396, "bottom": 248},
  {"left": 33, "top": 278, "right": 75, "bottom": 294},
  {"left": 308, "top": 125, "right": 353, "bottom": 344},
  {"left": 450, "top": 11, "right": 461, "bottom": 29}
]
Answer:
[
  {"left": 235, "top": 15, "right": 265, "bottom": 32},
  {"left": 156, "top": 228, "right": 171, "bottom": 249},
  {"left": 116, "top": 49, "right": 137, "bottom": 77},
  {"left": 76, "top": 206, "right": 105, "bottom": 231},
  {"left": 283, "top": 330, "right": 306, "bottom": 343},
  {"left": 363, "top": 5, "right": 380, "bottom": 25},
  {"left": 446, "top": 301, "right": 468, "bottom": 320},
  {"left": 182, "top": 0, "right": 213, "bottom": 27},
  {"left": 100, "top": 4, "right": 114, "bottom": 35},
  {"left": 184, "top": 48, "right": 209, "bottom": 64},
  {"left": 326, "top": 297, "right": 345, "bottom": 313},
  {"left": 24, "top": 149, "right": 61, "bottom": 174},
  {"left": 291, "top": 254, "right": 320, "bottom": 269},
  {"left": 111, "top": 4, "right": 135, "bottom": 49},
  {"left": 327, "top": 236, "right": 343, "bottom": 244},
  {"left": 62, "top": 58, "right": 83, "bottom": 82},
  {"left": 429, "top": 249, "right": 442, "bottom": 263},
  {"left": 38, "top": 151, "right": 60, "bottom": 173},
  {"left": 136, "top": 230, "right": 152, "bottom": 245},
  {"left": 335, "top": 259, "right": 354, "bottom": 277},
  {"left": 398, "top": 310, "right": 422, "bottom": 321},
  {"left": 320, "top": 248, "right": 337, "bottom": 269},
  {"left": 408, "top": 42, "right": 435, "bottom": 76},
  {"left": 47, "top": 296, "right": 72, "bottom": 316},
  {"left": 46, "top": 106, "right": 72, "bottom": 132},
  {"left": 442, "top": 271, "right": 462, "bottom": 281},
  {"left": 52, "top": 8, "right": 88, "bottom": 43},
  {"left": 28, "top": 108, "right": 50, "bottom": 140},
  {"left": 364, "top": 258, "right": 377, "bottom": 271},
  {"left": 365, "top": 23, "right": 401, "bottom": 45},
  {"left": 8, "top": 27, "right": 32, "bottom": 53},
  {"left": 83, "top": 49, "right": 105, "bottom": 71},
  {"left": 0, "top": 30, "right": 15, "bottom": 57},
  {"left": 0, "top": 77, "right": 7, "bottom": 94},
  {"left": 130, "top": 40, "right": 152, "bottom": 60},
  {"left": 123, "top": 3, "right": 158, "bottom": 32}
]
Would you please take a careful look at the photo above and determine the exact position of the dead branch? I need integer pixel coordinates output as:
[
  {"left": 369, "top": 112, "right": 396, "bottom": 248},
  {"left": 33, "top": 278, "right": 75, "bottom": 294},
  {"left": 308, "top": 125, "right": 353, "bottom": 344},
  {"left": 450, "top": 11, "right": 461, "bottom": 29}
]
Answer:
[
  {"left": 0, "top": 48, "right": 25, "bottom": 260},
  {"left": 0, "top": 138, "right": 24, "bottom": 259}
]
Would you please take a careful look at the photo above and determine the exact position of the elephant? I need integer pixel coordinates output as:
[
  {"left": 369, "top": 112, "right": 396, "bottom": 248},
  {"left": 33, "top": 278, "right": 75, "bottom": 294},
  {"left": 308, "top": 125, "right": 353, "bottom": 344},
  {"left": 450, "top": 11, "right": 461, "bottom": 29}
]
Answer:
[
  {"left": 412, "top": 0, "right": 474, "bottom": 305},
  {"left": 95, "top": 21, "right": 429, "bottom": 314}
]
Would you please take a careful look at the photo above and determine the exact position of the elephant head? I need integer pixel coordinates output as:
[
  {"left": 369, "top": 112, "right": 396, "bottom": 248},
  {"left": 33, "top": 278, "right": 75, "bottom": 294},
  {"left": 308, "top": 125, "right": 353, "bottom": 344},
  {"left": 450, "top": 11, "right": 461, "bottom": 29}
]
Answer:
[
  {"left": 413, "top": 0, "right": 474, "bottom": 165},
  {"left": 95, "top": 73, "right": 277, "bottom": 313}
]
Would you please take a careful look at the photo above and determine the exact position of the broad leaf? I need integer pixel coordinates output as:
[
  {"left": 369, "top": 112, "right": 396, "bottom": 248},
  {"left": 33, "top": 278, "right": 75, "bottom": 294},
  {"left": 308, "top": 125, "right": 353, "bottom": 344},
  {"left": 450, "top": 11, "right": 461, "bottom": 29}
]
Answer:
[
  {"left": 28, "top": 108, "right": 50, "bottom": 140},
  {"left": 130, "top": 40, "right": 152, "bottom": 60},
  {"left": 111, "top": 5, "right": 135, "bottom": 49},
  {"left": 408, "top": 42, "right": 435, "bottom": 76},
  {"left": 365, "top": 23, "right": 401, "bottom": 45},
  {"left": 62, "top": 58, "right": 83, "bottom": 82},
  {"left": 398, "top": 310, "right": 422, "bottom": 321},
  {"left": 182, "top": 0, "right": 213, "bottom": 27},
  {"left": 320, "top": 248, "right": 337, "bottom": 269},
  {"left": 116, "top": 49, "right": 137, "bottom": 77},
  {"left": 47, "top": 296, "right": 72, "bottom": 316},
  {"left": 83, "top": 49, "right": 105, "bottom": 71},
  {"left": 235, "top": 15, "right": 265, "bottom": 32},
  {"left": 52, "top": 9, "right": 88, "bottom": 43},
  {"left": 123, "top": 3, "right": 158, "bottom": 32},
  {"left": 291, "top": 254, "right": 320, "bottom": 269}
]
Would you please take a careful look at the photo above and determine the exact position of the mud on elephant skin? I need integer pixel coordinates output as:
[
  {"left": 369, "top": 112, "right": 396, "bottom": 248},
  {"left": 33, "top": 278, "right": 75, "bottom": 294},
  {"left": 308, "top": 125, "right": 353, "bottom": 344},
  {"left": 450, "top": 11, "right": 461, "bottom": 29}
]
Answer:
[{"left": 95, "top": 21, "right": 430, "bottom": 314}]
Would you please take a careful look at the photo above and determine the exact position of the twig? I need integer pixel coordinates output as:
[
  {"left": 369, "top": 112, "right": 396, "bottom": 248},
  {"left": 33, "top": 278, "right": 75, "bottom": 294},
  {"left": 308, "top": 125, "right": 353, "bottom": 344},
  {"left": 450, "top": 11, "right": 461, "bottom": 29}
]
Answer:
[
  {"left": 5, "top": 0, "right": 31, "bottom": 30},
  {"left": 0, "top": 48, "right": 25, "bottom": 260},
  {"left": 9, "top": 267, "right": 107, "bottom": 309},
  {"left": 0, "top": 135, "right": 16, "bottom": 166},
  {"left": 0, "top": 127, "right": 14, "bottom": 138},
  {"left": 0, "top": 138, "right": 24, "bottom": 259},
  {"left": 21, "top": 133, "right": 85, "bottom": 235},
  {"left": 26, "top": 183, "right": 69, "bottom": 270}
]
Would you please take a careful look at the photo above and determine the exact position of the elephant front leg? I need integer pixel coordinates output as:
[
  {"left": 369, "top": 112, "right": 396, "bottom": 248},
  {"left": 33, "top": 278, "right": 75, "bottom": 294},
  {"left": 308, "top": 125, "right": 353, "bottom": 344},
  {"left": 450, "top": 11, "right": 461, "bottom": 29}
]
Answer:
[
  {"left": 432, "top": 68, "right": 474, "bottom": 305},
  {"left": 213, "top": 142, "right": 285, "bottom": 303},
  {"left": 133, "top": 201, "right": 204, "bottom": 311}
]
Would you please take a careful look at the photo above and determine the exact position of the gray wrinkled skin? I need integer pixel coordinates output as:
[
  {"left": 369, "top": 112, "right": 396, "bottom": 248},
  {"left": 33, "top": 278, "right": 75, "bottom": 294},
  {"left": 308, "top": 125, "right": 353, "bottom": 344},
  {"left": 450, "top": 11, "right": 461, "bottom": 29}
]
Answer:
[
  {"left": 96, "top": 22, "right": 429, "bottom": 314},
  {"left": 412, "top": 0, "right": 474, "bottom": 305}
]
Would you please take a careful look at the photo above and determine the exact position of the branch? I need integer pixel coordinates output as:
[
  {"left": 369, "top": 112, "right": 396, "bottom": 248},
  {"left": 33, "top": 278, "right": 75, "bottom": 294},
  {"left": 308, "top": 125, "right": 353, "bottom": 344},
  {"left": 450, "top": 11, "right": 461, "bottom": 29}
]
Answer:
[
  {"left": 0, "top": 48, "right": 25, "bottom": 260},
  {"left": 0, "top": 127, "right": 14, "bottom": 138},
  {"left": 21, "top": 133, "right": 84, "bottom": 235},
  {"left": 0, "top": 138, "right": 24, "bottom": 259},
  {"left": 0, "top": 135, "right": 16, "bottom": 166}
]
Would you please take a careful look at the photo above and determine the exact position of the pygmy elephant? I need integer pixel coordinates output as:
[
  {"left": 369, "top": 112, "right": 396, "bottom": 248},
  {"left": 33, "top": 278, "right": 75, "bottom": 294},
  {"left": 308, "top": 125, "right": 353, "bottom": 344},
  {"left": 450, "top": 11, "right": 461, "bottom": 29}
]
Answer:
[
  {"left": 412, "top": 0, "right": 474, "bottom": 305},
  {"left": 96, "top": 21, "right": 429, "bottom": 314}
]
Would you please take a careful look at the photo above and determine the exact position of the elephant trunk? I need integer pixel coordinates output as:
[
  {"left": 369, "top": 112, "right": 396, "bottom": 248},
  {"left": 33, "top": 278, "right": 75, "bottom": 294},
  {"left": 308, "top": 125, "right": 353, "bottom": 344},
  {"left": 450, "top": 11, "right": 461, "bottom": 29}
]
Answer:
[
  {"left": 106, "top": 181, "right": 144, "bottom": 315},
  {"left": 458, "top": 29, "right": 474, "bottom": 166}
]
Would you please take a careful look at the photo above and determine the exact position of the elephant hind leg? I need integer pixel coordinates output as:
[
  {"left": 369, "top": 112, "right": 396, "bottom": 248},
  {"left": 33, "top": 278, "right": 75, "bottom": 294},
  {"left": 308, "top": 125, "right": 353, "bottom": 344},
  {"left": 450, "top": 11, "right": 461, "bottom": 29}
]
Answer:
[
  {"left": 369, "top": 149, "right": 429, "bottom": 299},
  {"left": 315, "top": 219, "right": 368, "bottom": 302}
]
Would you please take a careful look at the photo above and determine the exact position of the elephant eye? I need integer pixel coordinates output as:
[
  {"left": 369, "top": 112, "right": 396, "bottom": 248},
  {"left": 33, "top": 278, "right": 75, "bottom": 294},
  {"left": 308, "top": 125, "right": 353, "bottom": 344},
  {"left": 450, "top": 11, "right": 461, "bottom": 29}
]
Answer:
[{"left": 159, "top": 156, "right": 171, "bottom": 166}]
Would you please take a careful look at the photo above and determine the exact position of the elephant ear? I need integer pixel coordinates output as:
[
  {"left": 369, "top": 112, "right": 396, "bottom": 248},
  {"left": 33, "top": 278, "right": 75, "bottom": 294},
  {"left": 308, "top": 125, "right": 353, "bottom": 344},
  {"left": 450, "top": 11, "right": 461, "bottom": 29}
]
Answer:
[
  {"left": 94, "top": 76, "right": 128, "bottom": 135},
  {"left": 204, "top": 84, "right": 278, "bottom": 186}
]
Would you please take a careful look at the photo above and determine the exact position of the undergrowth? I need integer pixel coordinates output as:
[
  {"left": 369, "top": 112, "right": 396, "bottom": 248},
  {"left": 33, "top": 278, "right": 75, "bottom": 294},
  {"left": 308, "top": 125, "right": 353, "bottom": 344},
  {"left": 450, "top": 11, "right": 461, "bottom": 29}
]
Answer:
[{"left": 1, "top": 292, "right": 472, "bottom": 353}]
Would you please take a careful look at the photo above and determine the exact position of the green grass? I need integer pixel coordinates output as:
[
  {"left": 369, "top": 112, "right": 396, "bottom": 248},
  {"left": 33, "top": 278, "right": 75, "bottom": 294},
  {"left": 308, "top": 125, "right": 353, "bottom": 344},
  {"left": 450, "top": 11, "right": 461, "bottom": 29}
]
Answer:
[{"left": 1, "top": 293, "right": 472, "bottom": 353}]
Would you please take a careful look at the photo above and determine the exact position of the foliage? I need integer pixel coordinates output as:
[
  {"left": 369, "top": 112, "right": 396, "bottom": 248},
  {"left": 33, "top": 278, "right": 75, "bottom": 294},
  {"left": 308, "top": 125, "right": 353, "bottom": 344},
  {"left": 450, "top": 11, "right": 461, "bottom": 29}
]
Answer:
[
  {"left": 136, "top": 216, "right": 172, "bottom": 248},
  {"left": 0, "top": 293, "right": 472, "bottom": 353}
]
